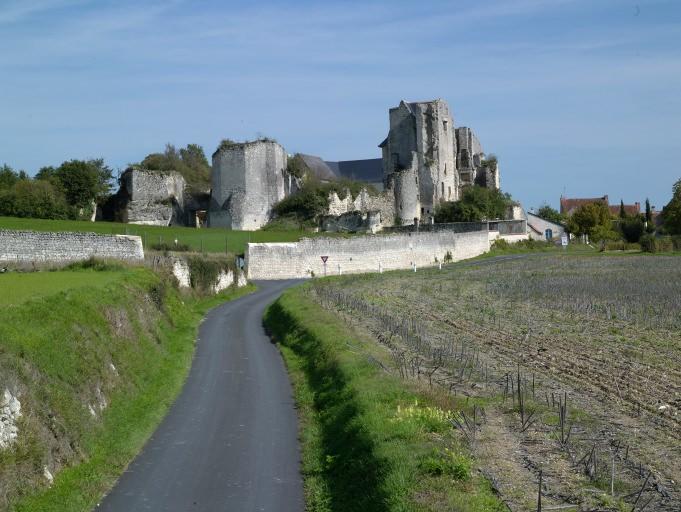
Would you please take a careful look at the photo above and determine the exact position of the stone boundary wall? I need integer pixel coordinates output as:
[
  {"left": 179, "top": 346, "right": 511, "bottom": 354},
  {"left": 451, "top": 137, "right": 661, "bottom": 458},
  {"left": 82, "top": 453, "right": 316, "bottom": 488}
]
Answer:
[
  {"left": 246, "top": 230, "right": 489, "bottom": 280},
  {"left": 0, "top": 230, "right": 144, "bottom": 264}
]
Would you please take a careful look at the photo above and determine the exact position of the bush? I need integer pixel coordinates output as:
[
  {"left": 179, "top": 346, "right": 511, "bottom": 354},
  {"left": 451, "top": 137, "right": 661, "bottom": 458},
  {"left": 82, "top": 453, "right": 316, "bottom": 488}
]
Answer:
[
  {"left": 605, "top": 241, "right": 641, "bottom": 251},
  {"left": 640, "top": 235, "right": 675, "bottom": 253},
  {"left": 434, "top": 186, "right": 515, "bottom": 223},
  {"left": 272, "top": 179, "right": 375, "bottom": 224},
  {"left": 620, "top": 216, "right": 645, "bottom": 243},
  {"left": 62, "top": 257, "right": 124, "bottom": 272},
  {"left": 186, "top": 256, "right": 232, "bottom": 291},
  {"left": 150, "top": 242, "right": 191, "bottom": 252},
  {"left": 419, "top": 449, "right": 471, "bottom": 480},
  {"left": 0, "top": 180, "right": 74, "bottom": 219}
]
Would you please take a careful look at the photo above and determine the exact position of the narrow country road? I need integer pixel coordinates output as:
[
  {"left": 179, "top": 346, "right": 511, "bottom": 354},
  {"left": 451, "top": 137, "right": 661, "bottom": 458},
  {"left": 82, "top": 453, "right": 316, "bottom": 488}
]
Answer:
[{"left": 96, "top": 280, "right": 304, "bottom": 512}]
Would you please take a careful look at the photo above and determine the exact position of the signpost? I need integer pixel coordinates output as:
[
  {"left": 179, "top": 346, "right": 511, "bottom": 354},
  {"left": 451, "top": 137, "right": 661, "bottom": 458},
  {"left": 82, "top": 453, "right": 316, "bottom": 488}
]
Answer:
[
  {"left": 561, "top": 234, "right": 568, "bottom": 250},
  {"left": 321, "top": 255, "right": 328, "bottom": 276}
]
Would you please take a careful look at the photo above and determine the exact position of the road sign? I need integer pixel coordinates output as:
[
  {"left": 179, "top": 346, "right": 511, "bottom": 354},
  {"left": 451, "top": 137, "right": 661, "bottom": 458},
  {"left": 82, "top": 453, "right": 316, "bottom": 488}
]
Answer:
[
  {"left": 321, "top": 256, "right": 329, "bottom": 263},
  {"left": 561, "top": 234, "right": 568, "bottom": 247}
]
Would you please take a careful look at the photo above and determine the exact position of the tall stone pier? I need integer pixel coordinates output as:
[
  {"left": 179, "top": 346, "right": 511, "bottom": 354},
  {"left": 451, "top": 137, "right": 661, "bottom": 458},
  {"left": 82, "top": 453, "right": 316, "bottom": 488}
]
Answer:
[{"left": 209, "top": 140, "right": 289, "bottom": 231}]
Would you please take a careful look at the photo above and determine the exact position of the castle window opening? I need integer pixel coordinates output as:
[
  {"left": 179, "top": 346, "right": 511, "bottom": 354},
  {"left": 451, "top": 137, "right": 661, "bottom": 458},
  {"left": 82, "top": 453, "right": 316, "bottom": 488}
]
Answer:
[
  {"left": 443, "top": 120, "right": 448, "bottom": 132},
  {"left": 421, "top": 207, "right": 425, "bottom": 214},
  {"left": 448, "top": 186, "right": 451, "bottom": 199},
  {"left": 441, "top": 182, "right": 444, "bottom": 196}
]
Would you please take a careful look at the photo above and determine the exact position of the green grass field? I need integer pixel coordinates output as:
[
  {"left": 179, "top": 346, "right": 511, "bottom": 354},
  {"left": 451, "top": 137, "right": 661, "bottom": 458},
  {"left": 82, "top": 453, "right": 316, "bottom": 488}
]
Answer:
[
  {"left": 0, "top": 270, "right": 123, "bottom": 306},
  {"left": 0, "top": 266, "right": 255, "bottom": 512},
  {"left": 0, "top": 216, "right": 313, "bottom": 254},
  {"left": 264, "top": 285, "right": 505, "bottom": 511}
]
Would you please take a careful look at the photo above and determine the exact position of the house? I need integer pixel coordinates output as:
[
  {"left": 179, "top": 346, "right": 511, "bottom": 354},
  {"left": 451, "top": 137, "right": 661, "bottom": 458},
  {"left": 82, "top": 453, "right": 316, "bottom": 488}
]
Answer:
[{"left": 527, "top": 212, "right": 566, "bottom": 241}]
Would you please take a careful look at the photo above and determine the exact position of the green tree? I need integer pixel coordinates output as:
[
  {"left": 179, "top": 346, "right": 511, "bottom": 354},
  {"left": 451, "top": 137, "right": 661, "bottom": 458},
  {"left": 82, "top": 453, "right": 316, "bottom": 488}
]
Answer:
[
  {"left": 140, "top": 143, "right": 211, "bottom": 191},
  {"left": 566, "top": 201, "right": 613, "bottom": 238},
  {"left": 53, "top": 159, "right": 113, "bottom": 211},
  {"left": 645, "top": 198, "right": 652, "bottom": 223},
  {"left": 661, "top": 178, "right": 681, "bottom": 235},
  {"left": 0, "top": 164, "right": 19, "bottom": 190},
  {"left": 620, "top": 216, "right": 645, "bottom": 243},
  {"left": 0, "top": 180, "right": 73, "bottom": 219},
  {"left": 434, "top": 186, "right": 514, "bottom": 223},
  {"left": 536, "top": 203, "right": 563, "bottom": 224},
  {"left": 619, "top": 199, "right": 626, "bottom": 219}
]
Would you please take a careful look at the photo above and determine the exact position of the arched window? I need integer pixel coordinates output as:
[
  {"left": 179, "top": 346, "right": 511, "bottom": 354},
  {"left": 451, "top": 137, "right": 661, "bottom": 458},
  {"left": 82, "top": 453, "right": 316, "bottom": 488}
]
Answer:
[{"left": 545, "top": 228, "right": 553, "bottom": 240}]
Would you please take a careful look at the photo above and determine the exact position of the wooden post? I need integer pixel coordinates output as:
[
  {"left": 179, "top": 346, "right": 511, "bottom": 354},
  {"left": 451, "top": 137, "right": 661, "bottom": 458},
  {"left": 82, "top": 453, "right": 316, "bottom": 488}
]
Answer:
[{"left": 537, "top": 470, "right": 542, "bottom": 512}]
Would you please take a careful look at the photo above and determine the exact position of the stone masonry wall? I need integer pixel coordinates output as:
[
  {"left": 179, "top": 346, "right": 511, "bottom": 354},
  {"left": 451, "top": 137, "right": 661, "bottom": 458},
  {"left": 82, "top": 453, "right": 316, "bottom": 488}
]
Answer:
[
  {"left": 246, "top": 229, "right": 489, "bottom": 280},
  {"left": 0, "top": 230, "right": 144, "bottom": 263},
  {"left": 209, "top": 140, "right": 288, "bottom": 230}
]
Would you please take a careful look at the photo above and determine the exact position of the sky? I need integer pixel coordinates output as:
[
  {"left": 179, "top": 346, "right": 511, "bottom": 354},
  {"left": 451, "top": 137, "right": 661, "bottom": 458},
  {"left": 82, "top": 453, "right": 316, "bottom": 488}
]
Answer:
[{"left": 1, "top": 0, "right": 680, "bottom": 210}]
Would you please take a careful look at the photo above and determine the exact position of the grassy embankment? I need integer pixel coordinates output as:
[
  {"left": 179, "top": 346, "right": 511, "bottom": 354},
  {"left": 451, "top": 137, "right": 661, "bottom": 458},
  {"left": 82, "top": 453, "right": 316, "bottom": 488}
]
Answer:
[
  {"left": 0, "top": 265, "right": 254, "bottom": 512},
  {"left": 264, "top": 285, "right": 505, "bottom": 512},
  {"left": 0, "top": 216, "right": 312, "bottom": 254}
]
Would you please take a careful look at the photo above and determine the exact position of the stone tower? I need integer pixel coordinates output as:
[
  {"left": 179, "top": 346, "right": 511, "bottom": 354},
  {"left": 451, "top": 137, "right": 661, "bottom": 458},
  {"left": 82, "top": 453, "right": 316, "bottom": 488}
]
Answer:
[
  {"left": 379, "top": 100, "right": 458, "bottom": 225},
  {"left": 208, "top": 139, "right": 289, "bottom": 231}
]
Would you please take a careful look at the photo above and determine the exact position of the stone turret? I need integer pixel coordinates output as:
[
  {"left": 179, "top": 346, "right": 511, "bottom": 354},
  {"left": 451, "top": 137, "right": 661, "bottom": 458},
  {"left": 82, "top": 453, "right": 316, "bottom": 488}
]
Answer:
[
  {"left": 379, "top": 100, "right": 458, "bottom": 225},
  {"left": 208, "top": 139, "right": 289, "bottom": 231}
]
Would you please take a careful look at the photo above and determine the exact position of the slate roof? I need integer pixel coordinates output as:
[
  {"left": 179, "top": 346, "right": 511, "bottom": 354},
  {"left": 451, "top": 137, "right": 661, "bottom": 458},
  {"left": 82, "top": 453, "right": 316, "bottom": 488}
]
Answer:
[
  {"left": 298, "top": 154, "right": 338, "bottom": 181},
  {"left": 325, "top": 158, "right": 383, "bottom": 183}
]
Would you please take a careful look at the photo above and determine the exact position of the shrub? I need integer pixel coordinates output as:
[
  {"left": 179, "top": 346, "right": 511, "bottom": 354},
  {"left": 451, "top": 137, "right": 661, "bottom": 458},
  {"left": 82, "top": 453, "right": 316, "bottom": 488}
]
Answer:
[
  {"left": 620, "top": 216, "right": 645, "bottom": 243},
  {"left": 605, "top": 241, "right": 641, "bottom": 251},
  {"left": 491, "top": 239, "right": 510, "bottom": 250},
  {"left": 186, "top": 256, "right": 232, "bottom": 291},
  {"left": 150, "top": 242, "right": 191, "bottom": 252},
  {"left": 419, "top": 449, "right": 471, "bottom": 480},
  {"left": 62, "top": 257, "right": 124, "bottom": 272},
  {"left": 272, "top": 179, "right": 375, "bottom": 224},
  {"left": 0, "top": 180, "right": 74, "bottom": 220},
  {"left": 434, "top": 186, "right": 515, "bottom": 223},
  {"left": 640, "top": 235, "right": 674, "bottom": 253},
  {"left": 640, "top": 234, "right": 657, "bottom": 253}
]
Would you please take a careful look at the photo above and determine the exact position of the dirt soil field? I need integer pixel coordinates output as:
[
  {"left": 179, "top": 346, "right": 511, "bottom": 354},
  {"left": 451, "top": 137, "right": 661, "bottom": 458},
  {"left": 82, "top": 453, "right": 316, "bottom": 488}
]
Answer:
[{"left": 310, "top": 254, "right": 681, "bottom": 511}]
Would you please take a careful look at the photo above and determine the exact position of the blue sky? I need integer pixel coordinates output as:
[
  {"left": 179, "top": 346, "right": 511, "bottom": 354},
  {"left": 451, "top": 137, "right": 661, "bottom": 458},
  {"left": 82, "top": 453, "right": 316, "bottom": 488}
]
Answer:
[{"left": 1, "top": 0, "right": 680, "bottom": 210}]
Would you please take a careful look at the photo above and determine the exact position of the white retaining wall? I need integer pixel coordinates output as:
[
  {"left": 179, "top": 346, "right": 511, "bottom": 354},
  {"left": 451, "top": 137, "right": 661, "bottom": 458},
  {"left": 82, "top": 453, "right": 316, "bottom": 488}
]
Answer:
[
  {"left": 0, "top": 230, "right": 144, "bottom": 263},
  {"left": 246, "top": 230, "right": 490, "bottom": 280}
]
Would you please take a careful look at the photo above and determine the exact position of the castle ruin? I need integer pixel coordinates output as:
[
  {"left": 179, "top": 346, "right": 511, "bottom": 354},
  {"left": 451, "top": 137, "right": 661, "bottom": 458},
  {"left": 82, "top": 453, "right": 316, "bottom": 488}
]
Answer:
[
  {"left": 108, "top": 98, "right": 500, "bottom": 231},
  {"left": 208, "top": 139, "right": 296, "bottom": 230},
  {"left": 378, "top": 99, "right": 499, "bottom": 225}
]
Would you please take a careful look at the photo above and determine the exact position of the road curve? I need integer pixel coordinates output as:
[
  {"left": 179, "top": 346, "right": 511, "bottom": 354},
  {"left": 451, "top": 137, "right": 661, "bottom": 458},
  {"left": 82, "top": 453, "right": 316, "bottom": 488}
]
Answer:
[{"left": 96, "top": 280, "right": 304, "bottom": 512}]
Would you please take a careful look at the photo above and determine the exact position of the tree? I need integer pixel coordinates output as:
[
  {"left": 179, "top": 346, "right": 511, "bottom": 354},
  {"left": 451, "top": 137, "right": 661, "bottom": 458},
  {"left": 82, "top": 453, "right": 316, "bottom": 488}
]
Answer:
[
  {"left": 53, "top": 159, "right": 113, "bottom": 211},
  {"left": 619, "top": 199, "right": 626, "bottom": 219},
  {"left": 620, "top": 216, "right": 645, "bottom": 243},
  {"left": 434, "top": 186, "right": 514, "bottom": 223},
  {"left": 0, "top": 180, "right": 73, "bottom": 219},
  {"left": 645, "top": 198, "right": 652, "bottom": 224},
  {"left": 566, "top": 201, "right": 613, "bottom": 238},
  {"left": 140, "top": 143, "right": 211, "bottom": 191},
  {"left": 0, "top": 164, "right": 19, "bottom": 190},
  {"left": 536, "top": 203, "right": 563, "bottom": 224},
  {"left": 661, "top": 178, "right": 681, "bottom": 235}
]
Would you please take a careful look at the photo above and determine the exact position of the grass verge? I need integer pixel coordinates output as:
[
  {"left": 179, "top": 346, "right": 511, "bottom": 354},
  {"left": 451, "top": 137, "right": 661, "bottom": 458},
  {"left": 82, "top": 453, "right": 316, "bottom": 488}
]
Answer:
[
  {"left": 0, "top": 267, "right": 254, "bottom": 512},
  {"left": 264, "top": 285, "right": 505, "bottom": 511}
]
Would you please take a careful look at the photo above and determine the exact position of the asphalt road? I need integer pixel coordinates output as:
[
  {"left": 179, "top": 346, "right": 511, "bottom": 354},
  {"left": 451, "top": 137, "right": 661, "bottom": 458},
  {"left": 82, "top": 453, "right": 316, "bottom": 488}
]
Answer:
[{"left": 96, "top": 280, "right": 304, "bottom": 512}]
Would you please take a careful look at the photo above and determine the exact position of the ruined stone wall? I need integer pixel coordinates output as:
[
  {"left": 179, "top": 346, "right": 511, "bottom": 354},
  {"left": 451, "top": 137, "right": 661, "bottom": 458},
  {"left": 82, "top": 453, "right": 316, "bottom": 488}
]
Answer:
[
  {"left": 246, "top": 229, "right": 489, "bottom": 280},
  {"left": 326, "top": 188, "right": 396, "bottom": 227},
  {"left": 209, "top": 141, "right": 288, "bottom": 230},
  {"left": 0, "top": 230, "right": 144, "bottom": 263},
  {"left": 121, "top": 169, "right": 187, "bottom": 226},
  {"left": 381, "top": 100, "right": 458, "bottom": 224}
]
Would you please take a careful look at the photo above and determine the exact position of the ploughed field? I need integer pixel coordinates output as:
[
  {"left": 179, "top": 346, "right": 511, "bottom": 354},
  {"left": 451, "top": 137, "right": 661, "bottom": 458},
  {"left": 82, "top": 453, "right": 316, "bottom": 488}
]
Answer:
[{"left": 310, "top": 254, "right": 681, "bottom": 511}]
